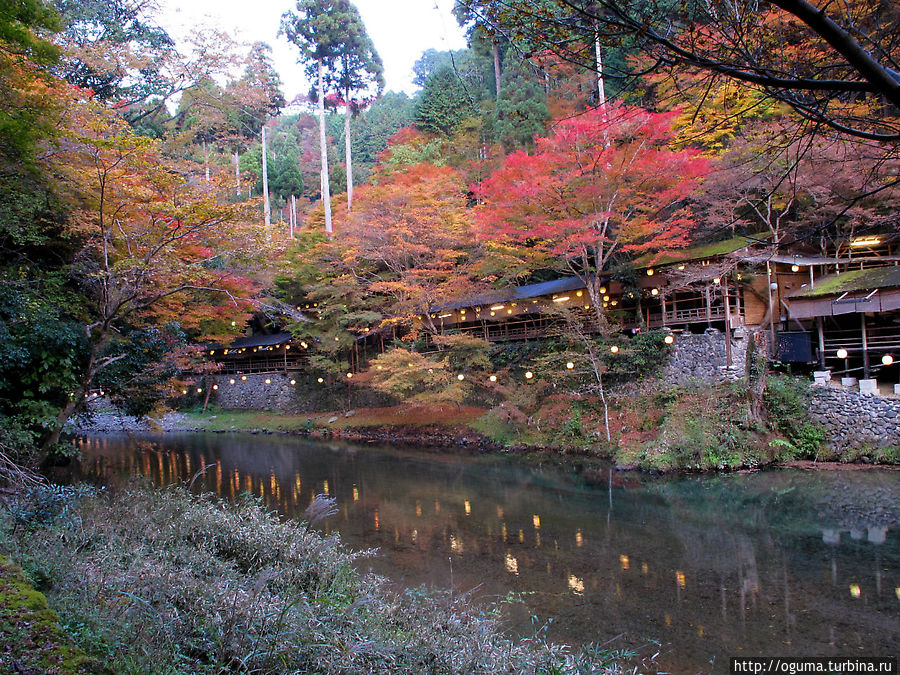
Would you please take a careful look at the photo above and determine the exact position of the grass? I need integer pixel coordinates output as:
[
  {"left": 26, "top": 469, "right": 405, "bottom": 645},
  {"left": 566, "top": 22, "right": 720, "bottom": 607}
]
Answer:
[
  {"left": 186, "top": 404, "right": 488, "bottom": 433},
  {"left": 1, "top": 483, "right": 628, "bottom": 674}
]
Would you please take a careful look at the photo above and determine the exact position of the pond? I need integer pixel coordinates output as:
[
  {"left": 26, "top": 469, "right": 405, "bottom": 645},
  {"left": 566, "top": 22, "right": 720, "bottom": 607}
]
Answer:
[{"left": 72, "top": 433, "right": 899, "bottom": 673}]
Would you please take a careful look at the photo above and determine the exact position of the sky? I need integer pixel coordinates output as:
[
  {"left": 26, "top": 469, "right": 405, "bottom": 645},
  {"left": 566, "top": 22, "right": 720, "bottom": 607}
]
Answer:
[{"left": 155, "top": 0, "right": 469, "bottom": 100}]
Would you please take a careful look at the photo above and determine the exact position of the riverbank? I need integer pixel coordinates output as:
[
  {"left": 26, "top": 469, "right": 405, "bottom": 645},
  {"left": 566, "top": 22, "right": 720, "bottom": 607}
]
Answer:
[
  {"left": 0, "top": 483, "right": 633, "bottom": 674},
  {"left": 69, "top": 377, "right": 900, "bottom": 472}
]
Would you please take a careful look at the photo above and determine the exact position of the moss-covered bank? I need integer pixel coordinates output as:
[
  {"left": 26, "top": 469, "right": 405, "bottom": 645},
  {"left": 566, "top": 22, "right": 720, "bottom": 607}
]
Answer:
[{"left": 0, "top": 554, "right": 106, "bottom": 674}]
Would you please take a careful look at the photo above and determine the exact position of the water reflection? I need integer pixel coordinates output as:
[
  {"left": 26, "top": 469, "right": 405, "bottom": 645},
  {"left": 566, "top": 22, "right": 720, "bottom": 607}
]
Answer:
[{"left": 74, "top": 434, "right": 899, "bottom": 673}]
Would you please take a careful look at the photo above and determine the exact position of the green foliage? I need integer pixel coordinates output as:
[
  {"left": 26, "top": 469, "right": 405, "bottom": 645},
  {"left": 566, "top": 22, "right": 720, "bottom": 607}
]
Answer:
[
  {"left": 489, "top": 52, "right": 549, "bottom": 149},
  {"left": 764, "top": 375, "right": 823, "bottom": 458},
  {"left": 0, "top": 279, "right": 88, "bottom": 455},
  {"left": 414, "top": 65, "right": 476, "bottom": 136},
  {"left": 634, "top": 385, "right": 759, "bottom": 470},
  {"left": 2, "top": 483, "right": 620, "bottom": 673},
  {"left": 601, "top": 331, "right": 670, "bottom": 383},
  {"left": 93, "top": 325, "right": 187, "bottom": 418},
  {"left": 54, "top": 0, "right": 173, "bottom": 101}
]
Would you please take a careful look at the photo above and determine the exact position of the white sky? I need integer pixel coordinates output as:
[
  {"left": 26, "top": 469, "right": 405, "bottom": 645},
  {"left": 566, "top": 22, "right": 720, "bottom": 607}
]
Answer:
[{"left": 155, "top": 0, "right": 469, "bottom": 99}]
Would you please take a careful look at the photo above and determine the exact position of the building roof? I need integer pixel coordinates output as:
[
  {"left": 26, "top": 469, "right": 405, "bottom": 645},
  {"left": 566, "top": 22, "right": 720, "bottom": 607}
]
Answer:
[
  {"left": 632, "top": 233, "right": 768, "bottom": 269},
  {"left": 436, "top": 277, "right": 586, "bottom": 312},
  {"left": 226, "top": 332, "right": 293, "bottom": 349},
  {"left": 787, "top": 267, "right": 900, "bottom": 299}
]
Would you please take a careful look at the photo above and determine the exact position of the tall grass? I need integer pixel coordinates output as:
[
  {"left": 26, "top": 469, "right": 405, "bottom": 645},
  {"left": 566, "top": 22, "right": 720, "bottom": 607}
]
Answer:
[{"left": 2, "top": 483, "right": 627, "bottom": 674}]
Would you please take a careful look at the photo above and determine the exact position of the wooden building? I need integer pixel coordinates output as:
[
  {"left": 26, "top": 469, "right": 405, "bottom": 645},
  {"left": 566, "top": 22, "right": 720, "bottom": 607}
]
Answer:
[{"left": 206, "top": 332, "right": 307, "bottom": 375}]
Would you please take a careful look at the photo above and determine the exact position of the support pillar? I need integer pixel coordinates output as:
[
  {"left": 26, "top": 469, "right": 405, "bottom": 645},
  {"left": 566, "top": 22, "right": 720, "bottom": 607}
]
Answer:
[{"left": 861, "top": 313, "right": 870, "bottom": 378}]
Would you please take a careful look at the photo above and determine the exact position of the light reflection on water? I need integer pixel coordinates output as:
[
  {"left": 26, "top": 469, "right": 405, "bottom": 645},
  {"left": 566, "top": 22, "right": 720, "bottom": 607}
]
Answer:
[{"left": 73, "top": 433, "right": 899, "bottom": 674}]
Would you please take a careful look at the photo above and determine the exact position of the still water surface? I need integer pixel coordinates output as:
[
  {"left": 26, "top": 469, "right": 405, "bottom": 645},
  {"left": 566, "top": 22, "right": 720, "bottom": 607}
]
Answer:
[{"left": 73, "top": 433, "right": 899, "bottom": 673}]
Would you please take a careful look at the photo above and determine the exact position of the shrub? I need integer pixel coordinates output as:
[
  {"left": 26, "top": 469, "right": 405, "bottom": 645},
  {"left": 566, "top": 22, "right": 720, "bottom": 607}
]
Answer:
[
  {"left": 764, "top": 375, "right": 822, "bottom": 458},
  {"left": 3, "top": 483, "right": 627, "bottom": 674}
]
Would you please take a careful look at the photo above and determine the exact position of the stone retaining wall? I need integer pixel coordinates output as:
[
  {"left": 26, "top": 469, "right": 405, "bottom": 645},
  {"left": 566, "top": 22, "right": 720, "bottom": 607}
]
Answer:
[
  {"left": 211, "top": 373, "right": 306, "bottom": 412},
  {"left": 663, "top": 330, "right": 748, "bottom": 384},
  {"left": 809, "top": 385, "right": 900, "bottom": 450}
]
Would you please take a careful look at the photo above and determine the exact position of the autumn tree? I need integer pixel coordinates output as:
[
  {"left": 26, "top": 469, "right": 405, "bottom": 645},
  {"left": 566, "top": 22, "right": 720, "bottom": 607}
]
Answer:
[
  {"left": 281, "top": 0, "right": 365, "bottom": 234},
  {"left": 454, "top": 0, "right": 900, "bottom": 144},
  {"left": 324, "top": 10, "right": 383, "bottom": 211},
  {"left": 338, "top": 162, "right": 481, "bottom": 334},
  {"left": 475, "top": 105, "right": 709, "bottom": 330},
  {"left": 37, "top": 99, "right": 269, "bottom": 453}
]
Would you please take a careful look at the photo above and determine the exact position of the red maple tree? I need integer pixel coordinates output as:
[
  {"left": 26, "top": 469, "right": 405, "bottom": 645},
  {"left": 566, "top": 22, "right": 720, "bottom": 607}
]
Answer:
[{"left": 474, "top": 105, "right": 710, "bottom": 327}]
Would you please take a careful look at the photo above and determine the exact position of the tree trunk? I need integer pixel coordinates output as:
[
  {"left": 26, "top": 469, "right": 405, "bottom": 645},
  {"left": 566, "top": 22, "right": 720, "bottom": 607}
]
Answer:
[
  {"left": 345, "top": 91, "right": 353, "bottom": 211},
  {"left": 261, "top": 126, "right": 271, "bottom": 227},
  {"left": 594, "top": 28, "right": 606, "bottom": 108},
  {"left": 40, "top": 331, "right": 110, "bottom": 457},
  {"left": 234, "top": 151, "right": 240, "bottom": 197},
  {"left": 318, "top": 58, "right": 333, "bottom": 235},
  {"left": 493, "top": 41, "right": 502, "bottom": 99}
]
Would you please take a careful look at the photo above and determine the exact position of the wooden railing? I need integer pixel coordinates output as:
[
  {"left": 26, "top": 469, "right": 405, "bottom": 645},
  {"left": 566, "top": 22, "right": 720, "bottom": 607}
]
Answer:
[
  {"left": 647, "top": 306, "right": 727, "bottom": 328},
  {"left": 215, "top": 355, "right": 307, "bottom": 374}
]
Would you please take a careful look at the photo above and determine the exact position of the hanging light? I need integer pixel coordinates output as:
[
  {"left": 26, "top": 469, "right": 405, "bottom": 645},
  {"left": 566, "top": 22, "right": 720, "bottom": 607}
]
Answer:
[
  {"left": 457, "top": 374, "right": 465, "bottom": 381},
  {"left": 791, "top": 264, "right": 800, "bottom": 272},
  {"left": 524, "top": 371, "right": 534, "bottom": 379},
  {"left": 489, "top": 375, "right": 497, "bottom": 382},
  {"left": 241, "top": 375, "right": 247, "bottom": 381},
  {"left": 229, "top": 378, "right": 235, "bottom": 385},
  {"left": 837, "top": 348, "right": 849, "bottom": 359},
  {"left": 599, "top": 286, "right": 607, "bottom": 294},
  {"left": 610, "top": 345, "right": 619, "bottom": 354},
  {"left": 651, "top": 288, "right": 659, "bottom": 296},
  {"left": 290, "top": 379, "right": 296, "bottom": 385},
  {"left": 882, "top": 354, "right": 894, "bottom": 366},
  {"left": 317, "top": 377, "right": 324, "bottom": 383},
  {"left": 566, "top": 362, "right": 574, "bottom": 369},
  {"left": 346, "top": 372, "right": 353, "bottom": 378},
  {"left": 212, "top": 385, "right": 219, "bottom": 391},
  {"left": 264, "top": 378, "right": 271, "bottom": 385},
  {"left": 196, "top": 388, "right": 202, "bottom": 394},
  {"left": 664, "top": 334, "right": 675, "bottom": 345},
  {"left": 646, "top": 269, "right": 654, "bottom": 276}
]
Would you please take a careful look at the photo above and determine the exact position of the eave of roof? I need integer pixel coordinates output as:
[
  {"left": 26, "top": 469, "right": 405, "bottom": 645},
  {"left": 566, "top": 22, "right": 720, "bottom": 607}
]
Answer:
[
  {"left": 226, "top": 332, "right": 293, "bottom": 349},
  {"left": 632, "top": 233, "right": 769, "bottom": 268},
  {"left": 787, "top": 267, "right": 900, "bottom": 299},
  {"left": 435, "top": 277, "right": 586, "bottom": 312}
]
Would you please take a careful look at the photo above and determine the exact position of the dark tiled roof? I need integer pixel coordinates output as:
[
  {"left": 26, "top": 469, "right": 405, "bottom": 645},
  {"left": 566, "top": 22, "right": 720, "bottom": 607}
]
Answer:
[
  {"left": 436, "top": 277, "right": 586, "bottom": 311},
  {"left": 787, "top": 267, "right": 900, "bottom": 298},
  {"left": 226, "top": 332, "right": 293, "bottom": 349}
]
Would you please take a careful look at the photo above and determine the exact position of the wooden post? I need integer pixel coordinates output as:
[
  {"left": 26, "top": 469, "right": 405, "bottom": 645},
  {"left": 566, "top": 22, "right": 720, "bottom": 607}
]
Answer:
[
  {"left": 723, "top": 277, "right": 732, "bottom": 367},
  {"left": 861, "top": 313, "right": 870, "bottom": 378},
  {"left": 817, "top": 317, "right": 826, "bottom": 369},
  {"left": 705, "top": 285, "right": 712, "bottom": 327}
]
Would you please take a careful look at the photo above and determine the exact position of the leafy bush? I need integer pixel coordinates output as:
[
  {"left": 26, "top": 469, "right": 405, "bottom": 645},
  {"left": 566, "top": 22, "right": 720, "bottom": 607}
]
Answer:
[
  {"left": 3, "top": 483, "right": 627, "bottom": 674},
  {"left": 764, "top": 375, "right": 822, "bottom": 458}
]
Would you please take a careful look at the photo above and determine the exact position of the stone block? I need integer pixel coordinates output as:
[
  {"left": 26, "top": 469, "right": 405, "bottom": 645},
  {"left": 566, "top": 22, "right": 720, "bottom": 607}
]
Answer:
[
  {"left": 858, "top": 379, "right": 878, "bottom": 394},
  {"left": 813, "top": 370, "right": 831, "bottom": 383},
  {"left": 894, "top": 384, "right": 900, "bottom": 395},
  {"left": 841, "top": 377, "right": 857, "bottom": 387}
]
